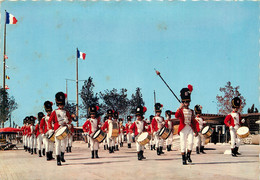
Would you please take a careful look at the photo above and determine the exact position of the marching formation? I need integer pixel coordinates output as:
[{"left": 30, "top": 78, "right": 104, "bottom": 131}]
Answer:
[{"left": 20, "top": 85, "right": 247, "bottom": 166}]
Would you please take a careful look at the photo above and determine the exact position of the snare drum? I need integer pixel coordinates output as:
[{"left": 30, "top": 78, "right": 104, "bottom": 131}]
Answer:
[
  {"left": 108, "top": 122, "right": 119, "bottom": 138},
  {"left": 158, "top": 127, "right": 171, "bottom": 140},
  {"left": 137, "top": 132, "right": 151, "bottom": 146},
  {"left": 48, "top": 132, "right": 55, "bottom": 142},
  {"left": 201, "top": 126, "right": 213, "bottom": 138},
  {"left": 92, "top": 129, "right": 107, "bottom": 143},
  {"left": 55, "top": 126, "right": 69, "bottom": 140},
  {"left": 237, "top": 126, "right": 250, "bottom": 139}
]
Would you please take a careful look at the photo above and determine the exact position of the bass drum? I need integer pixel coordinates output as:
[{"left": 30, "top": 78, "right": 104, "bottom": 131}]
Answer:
[
  {"left": 158, "top": 127, "right": 171, "bottom": 140},
  {"left": 137, "top": 132, "right": 151, "bottom": 146},
  {"left": 55, "top": 126, "right": 69, "bottom": 140},
  {"left": 237, "top": 126, "right": 250, "bottom": 139},
  {"left": 93, "top": 129, "right": 107, "bottom": 143},
  {"left": 201, "top": 126, "right": 213, "bottom": 138},
  {"left": 108, "top": 122, "right": 119, "bottom": 138},
  {"left": 48, "top": 132, "right": 55, "bottom": 142}
]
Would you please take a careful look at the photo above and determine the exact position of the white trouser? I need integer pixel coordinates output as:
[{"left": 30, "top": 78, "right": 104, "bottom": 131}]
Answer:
[
  {"left": 117, "top": 133, "right": 123, "bottom": 144},
  {"left": 42, "top": 135, "right": 47, "bottom": 150},
  {"left": 23, "top": 135, "right": 26, "bottom": 146},
  {"left": 180, "top": 125, "right": 194, "bottom": 153},
  {"left": 107, "top": 136, "right": 116, "bottom": 147},
  {"left": 30, "top": 135, "right": 37, "bottom": 149},
  {"left": 37, "top": 135, "right": 43, "bottom": 150},
  {"left": 150, "top": 136, "right": 154, "bottom": 145},
  {"left": 127, "top": 133, "right": 132, "bottom": 144},
  {"left": 55, "top": 136, "right": 68, "bottom": 155},
  {"left": 230, "top": 126, "right": 241, "bottom": 148},
  {"left": 195, "top": 132, "right": 205, "bottom": 147},
  {"left": 45, "top": 138, "right": 54, "bottom": 152},
  {"left": 166, "top": 132, "right": 173, "bottom": 145},
  {"left": 136, "top": 142, "right": 144, "bottom": 152},
  {"left": 154, "top": 134, "right": 164, "bottom": 148},
  {"left": 68, "top": 135, "right": 73, "bottom": 147},
  {"left": 103, "top": 138, "right": 107, "bottom": 146},
  {"left": 89, "top": 137, "right": 99, "bottom": 151}
]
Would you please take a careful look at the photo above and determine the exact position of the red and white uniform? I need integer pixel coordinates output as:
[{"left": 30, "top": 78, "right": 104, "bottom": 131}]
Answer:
[
  {"left": 224, "top": 111, "right": 242, "bottom": 148},
  {"left": 83, "top": 118, "right": 101, "bottom": 151},
  {"left": 25, "top": 124, "right": 30, "bottom": 148},
  {"left": 29, "top": 124, "right": 37, "bottom": 150},
  {"left": 125, "top": 122, "right": 133, "bottom": 144},
  {"left": 130, "top": 119, "right": 148, "bottom": 151},
  {"left": 40, "top": 115, "right": 53, "bottom": 152},
  {"left": 21, "top": 125, "right": 26, "bottom": 147},
  {"left": 67, "top": 124, "right": 74, "bottom": 147},
  {"left": 194, "top": 116, "right": 206, "bottom": 147},
  {"left": 175, "top": 108, "right": 198, "bottom": 153},
  {"left": 117, "top": 123, "right": 124, "bottom": 144},
  {"left": 165, "top": 118, "right": 174, "bottom": 146},
  {"left": 151, "top": 116, "right": 165, "bottom": 148},
  {"left": 102, "top": 119, "right": 120, "bottom": 147},
  {"left": 35, "top": 123, "right": 43, "bottom": 151},
  {"left": 48, "top": 108, "right": 72, "bottom": 155}
]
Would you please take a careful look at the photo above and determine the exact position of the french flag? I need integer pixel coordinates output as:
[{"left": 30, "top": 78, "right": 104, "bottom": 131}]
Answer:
[
  {"left": 6, "top": 11, "right": 17, "bottom": 24},
  {"left": 77, "top": 49, "right": 86, "bottom": 60}
]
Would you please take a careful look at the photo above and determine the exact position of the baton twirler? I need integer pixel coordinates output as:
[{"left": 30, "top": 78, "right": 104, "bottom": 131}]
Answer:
[{"left": 155, "top": 69, "right": 181, "bottom": 103}]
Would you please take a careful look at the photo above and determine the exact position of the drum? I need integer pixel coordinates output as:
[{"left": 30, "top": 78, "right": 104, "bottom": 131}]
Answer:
[
  {"left": 92, "top": 129, "right": 107, "bottom": 143},
  {"left": 201, "top": 126, "right": 213, "bottom": 138},
  {"left": 108, "top": 122, "right": 119, "bottom": 138},
  {"left": 55, "top": 126, "right": 69, "bottom": 140},
  {"left": 137, "top": 132, "right": 151, "bottom": 146},
  {"left": 47, "top": 132, "right": 55, "bottom": 142},
  {"left": 237, "top": 126, "right": 250, "bottom": 139},
  {"left": 158, "top": 127, "right": 171, "bottom": 140}
]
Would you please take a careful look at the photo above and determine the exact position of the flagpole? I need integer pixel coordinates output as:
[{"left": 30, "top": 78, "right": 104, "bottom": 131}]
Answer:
[
  {"left": 3, "top": 10, "right": 7, "bottom": 90},
  {"left": 76, "top": 48, "right": 79, "bottom": 127}
]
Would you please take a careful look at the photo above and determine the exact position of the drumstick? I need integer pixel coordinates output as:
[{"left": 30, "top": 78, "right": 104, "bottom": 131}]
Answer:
[{"left": 154, "top": 69, "right": 181, "bottom": 103}]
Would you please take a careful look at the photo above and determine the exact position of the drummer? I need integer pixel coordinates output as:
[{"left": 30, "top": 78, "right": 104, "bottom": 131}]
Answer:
[
  {"left": 48, "top": 92, "right": 72, "bottom": 166},
  {"left": 148, "top": 115, "right": 155, "bottom": 151},
  {"left": 165, "top": 110, "right": 174, "bottom": 151},
  {"left": 40, "top": 101, "right": 55, "bottom": 161},
  {"left": 21, "top": 117, "right": 28, "bottom": 152},
  {"left": 194, "top": 105, "right": 206, "bottom": 154},
  {"left": 224, "top": 97, "right": 245, "bottom": 157},
  {"left": 25, "top": 117, "right": 31, "bottom": 153},
  {"left": 35, "top": 112, "right": 44, "bottom": 157},
  {"left": 118, "top": 118, "right": 125, "bottom": 148},
  {"left": 125, "top": 116, "right": 133, "bottom": 148},
  {"left": 29, "top": 116, "right": 37, "bottom": 155},
  {"left": 102, "top": 109, "right": 116, "bottom": 153},
  {"left": 113, "top": 111, "right": 120, "bottom": 151},
  {"left": 67, "top": 123, "right": 74, "bottom": 153},
  {"left": 130, "top": 105, "right": 148, "bottom": 160},
  {"left": 175, "top": 85, "right": 198, "bottom": 165},
  {"left": 151, "top": 103, "right": 165, "bottom": 155},
  {"left": 82, "top": 105, "right": 101, "bottom": 159},
  {"left": 102, "top": 116, "right": 108, "bottom": 150}
]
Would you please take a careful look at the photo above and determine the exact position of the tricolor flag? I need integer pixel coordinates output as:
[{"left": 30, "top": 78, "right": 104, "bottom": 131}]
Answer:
[
  {"left": 77, "top": 49, "right": 86, "bottom": 60},
  {"left": 6, "top": 11, "right": 18, "bottom": 24},
  {"left": 6, "top": 76, "right": 10, "bottom": 80}
]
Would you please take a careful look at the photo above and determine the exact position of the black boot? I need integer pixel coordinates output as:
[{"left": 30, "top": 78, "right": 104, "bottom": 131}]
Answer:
[
  {"left": 57, "top": 155, "right": 61, "bottom": 166},
  {"left": 46, "top": 152, "right": 51, "bottom": 161},
  {"left": 61, "top": 152, "right": 66, "bottom": 162},
  {"left": 88, "top": 143, "right": 90, "bottom": 148},
  {"left": 50, "top": 151, "right": 55, "bottom": 160},
  {"left": 196, "top": 146, "right": 200, "bottom": 154},
  {"left": 169, "top": 145, "right": 172, "bottom": 151},
  {"left": 66, "top": 147, "right": 69, "bottom": 153},
  {"left": 119, "top": 143, "right": 122, "bottom": 147},
  {"left": 91, "top": 151, "right": 95, "bottom": 159},
  {"left": 106, "top": 145, "right": 109, "bottom": 150},
  {"left": 34, "top": 148, "right": 37, "bottom": 154},
  {"left": 38, "top": 150, "right": 42, "bottom": 157},
  {"left": 128, "top": 143, "right": 131, "bottom": 148},
  {"left": 121, "top": 142, "right": 123, "bottom": 147},
  {"left": 129, "top": 143, "right": 131, "bottom": 148},
  {"left": 116, "top": 145, "right": 119, "bottom": 151},
  {"left": 137, "top": 151, "right": 142, "bottom": 160},
  {"left": 42, "top": 149, "right": 45, "bottom": 156},
  {"left": 157, "top": 148, "right": 161, "bottom": 155},
  {"left": 231, "top": 148, "right": 237, "bottom": 157},
  {"left": 109, "top": 147, "right": 112, "bottom": 153},
  {"left": 31, "top": 148, "right": 33, "bottom": 155},
  {"left": 200, "top": 146, "right": 206, "bottom": 154},
  {"left": 95, "top": 150, "right": 99, "bottom": 158},
  {"left": 235, "top": 147, "right": 241, "bottom": 155},
  {"left": 25, "top": 146, "right": 27, "bottom": 152},
  {"left": 112, "top": 146, "right": 115, "bottom": 153},
  {"left": 187, "top": 151, "right": 192, "bottom": 163},
  {"left": 160, "top": 146, "right": 164, "bottom": 154},
  {"left": 69, "top": 146, "right": 72, "bottom": 153},
  {"left": 24, "top": 145, "right": 26, "bottom": 150},
  {"left": 150, "top": 145, "right": 153, "bottom": 150},
  {"left": 153, "top": 145, "right": 156, "bottom": 150},
  {"left": 140, "top": 150, "right": 146, "bottom": 159},
  {"left": 182, "top": 153, "right": 187, "bottom": 165},
  {"left": 104, "top": 145, "right": 107, "bottom": 150},
  {"left": 28, "top": 147, "right": 30, "bottom": 153}
]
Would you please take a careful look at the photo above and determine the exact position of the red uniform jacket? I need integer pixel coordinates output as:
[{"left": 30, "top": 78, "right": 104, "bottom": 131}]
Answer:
[
  {"left": 130, "top": 121, "right": 148, "bottom": 137},
  {"left": 101, "top": 120, "right": 121, "bottom": 133},
  {"left": 48, "top": 109, "right": 72, "bottom": 131},
  {"left": 175, "top": 108, "right": 198, "bottom": 135},
  {"left": 70, "top": 124, "right": 75, "bottom": 133},
  {"left": 35, "top": 124, "right": 40, "bottom": 137},
  {"left": 151, "top": 116, "right": 165, "bottom": 132},
  {"left": 125, "top": 123, "right": 132, "bottom": 134},
  {"left": 40, "top": 117, "right": 48, "bottom": 134},
  {"left": 224, "top": 112, "right": 242, "bottom": 127},
  {"left": 21, "top": 126, "right": 25, "bottom": 135},
  {"left": 82, "top": 119, "right": 101, "bottom": 134},
  {"left": 195, "top": 116, "right": 206, "bottom": 132}
]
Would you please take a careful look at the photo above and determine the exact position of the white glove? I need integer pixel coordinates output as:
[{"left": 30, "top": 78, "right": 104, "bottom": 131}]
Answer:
[
  {"left": 229, "top": 126, "right": 234, "bottom": 130},
  {"left": 67, "top": 124, "right": 72, "bottom": 129},
  {"left": 145, "top": 126, "right": 148, "bottom": 129},
  {"left": 41, "top": 134, "right": 45, "bottom": 138},
  {"left": 98, "top": 125, "right": 101, "bottom": 128},
  {"left": 241, "top": 119, "right": 245, "bottom": 123},
  {"left": 131, "top": 133, "right": 134, "bottom": 137},
  {"left": 153, "top": 132, "right": 157, "bottom": 136},
  {"left": 162, "top": 122, "right": 165, "bottom": 125},
  {"left": 48, "top": 129, "right": 54, "bottom": 136}
]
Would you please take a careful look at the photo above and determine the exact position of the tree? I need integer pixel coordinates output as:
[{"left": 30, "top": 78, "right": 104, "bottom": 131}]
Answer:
[
  {"left": 99, "top": 88, "right": 129, "bottom": 118},
  {"left": 216, "top": 81, "right": 246, "bottom": 115},
  {"left": 65, "top": 102, "right": 76, "bottom": 115},
  {"left": 129, "top": 87, "right": 145, "bottom": 115},
  {"left": 0, "top": 89, "right": 18, "bottom": 128},
  {"left": 80, "top": 77, "right": 100, "bottom": 118},
  {"left": 247, "top": 104, "right": 259, "bottom": 113}
]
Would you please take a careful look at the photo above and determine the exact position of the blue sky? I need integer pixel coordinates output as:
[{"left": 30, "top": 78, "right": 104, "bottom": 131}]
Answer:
[{"left": 0, "top": 1, "right": 259, "bottom": 126}]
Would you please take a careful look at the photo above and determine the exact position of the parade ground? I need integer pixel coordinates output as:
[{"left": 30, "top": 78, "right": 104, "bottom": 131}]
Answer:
[{"left": 0, "top": 138, "right": 259, "bottom": 180}]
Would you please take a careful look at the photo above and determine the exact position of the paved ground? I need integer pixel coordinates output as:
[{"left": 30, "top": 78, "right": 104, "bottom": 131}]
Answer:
[{"left": 0, "top": 138, "right": 259, "bottom": 180}]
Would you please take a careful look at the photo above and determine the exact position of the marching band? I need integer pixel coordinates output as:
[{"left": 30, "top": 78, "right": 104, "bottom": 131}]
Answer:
[{"left": 18, "top": 89, "right": 247, "bottom": 167}]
